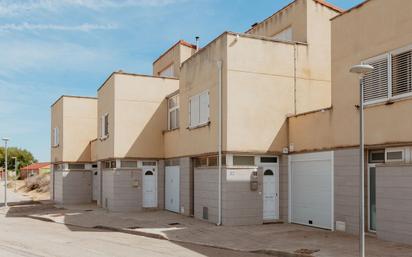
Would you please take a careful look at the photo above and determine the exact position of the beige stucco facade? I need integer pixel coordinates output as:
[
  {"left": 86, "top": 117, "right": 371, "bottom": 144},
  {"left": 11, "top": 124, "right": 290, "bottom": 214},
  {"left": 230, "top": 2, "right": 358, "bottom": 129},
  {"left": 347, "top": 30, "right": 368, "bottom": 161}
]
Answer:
[
  {"left": 152, "top": 40, "right": 197, "bottom": 78},
  {"left": 164, "top": 0, "right": 339, "bottom": 158},
  {"left": 289, "top": 0, "right": 412, "bottom": 153},
  {"left": 96, "top": 72, "right": 179, "bottom": 161},
  {"left": 51, "top": 96, "right": 97, "bottom": 163}
]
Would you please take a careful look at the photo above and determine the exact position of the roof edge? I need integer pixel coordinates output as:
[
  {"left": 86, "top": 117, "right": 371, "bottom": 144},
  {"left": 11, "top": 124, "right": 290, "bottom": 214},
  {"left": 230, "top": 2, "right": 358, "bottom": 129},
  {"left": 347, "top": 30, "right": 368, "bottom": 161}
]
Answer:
[
  {"left": 288, "top": 106, "right": 333, "bottom": 118},
  {"left": 97, "top": 71, "right": 179, "bottom": 92},
  {"left": 246, "top": 0, "right": 343, "bottom": 34},
  {"left": 153, "top": 40, "right": 196, "bottom": 65},
  {"left": 313, "top": 0, "right": 344, "bottom": 13},
  {"left": 331, "top": 0, "right": 370, "bottom": 21},
  {"left": 181, "top": 31, "right": 307, "bottom": 68},
  {"left": 51, "top": 95, "right": 97, "bottom": 108}
]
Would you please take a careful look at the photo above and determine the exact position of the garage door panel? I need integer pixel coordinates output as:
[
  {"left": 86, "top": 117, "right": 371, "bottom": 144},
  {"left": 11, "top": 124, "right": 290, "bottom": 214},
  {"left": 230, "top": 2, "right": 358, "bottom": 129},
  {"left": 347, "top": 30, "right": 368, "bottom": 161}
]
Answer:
[{"left": 291, "top": 151, "right": 333, "bottom": 230}]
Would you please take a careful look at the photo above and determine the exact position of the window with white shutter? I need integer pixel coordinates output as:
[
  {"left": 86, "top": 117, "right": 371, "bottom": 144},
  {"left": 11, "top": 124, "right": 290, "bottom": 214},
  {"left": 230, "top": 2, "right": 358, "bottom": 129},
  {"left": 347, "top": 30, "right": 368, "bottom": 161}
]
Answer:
[
  {"left": 189, "top": 90, "right": 209, "bottom": 128},
  {"left": 363, "top": 55, "right": 389, "bottom": 104},
  {"left": 362, "top": 44, "right": 412, "bottom": 104},
  {"left": 392, "top": 49, "right": 412, "bottom": 97},
  {"left": 199, "top": 91, "right": 209, "bottom": 124}
]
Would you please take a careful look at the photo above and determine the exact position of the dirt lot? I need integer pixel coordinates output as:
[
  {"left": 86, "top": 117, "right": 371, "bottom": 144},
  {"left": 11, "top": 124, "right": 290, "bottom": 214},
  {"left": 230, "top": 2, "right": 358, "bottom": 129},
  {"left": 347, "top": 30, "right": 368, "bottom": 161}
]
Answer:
[{"left": 8, "top": 174, "right": 50, "bottom": 201}]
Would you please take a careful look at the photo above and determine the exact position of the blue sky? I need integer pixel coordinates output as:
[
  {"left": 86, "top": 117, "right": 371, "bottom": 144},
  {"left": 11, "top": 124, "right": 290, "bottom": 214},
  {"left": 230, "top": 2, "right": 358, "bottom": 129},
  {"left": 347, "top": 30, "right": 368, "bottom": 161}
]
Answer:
[{"left": 0, "top": 0, "right": 363, "bottom": 162}]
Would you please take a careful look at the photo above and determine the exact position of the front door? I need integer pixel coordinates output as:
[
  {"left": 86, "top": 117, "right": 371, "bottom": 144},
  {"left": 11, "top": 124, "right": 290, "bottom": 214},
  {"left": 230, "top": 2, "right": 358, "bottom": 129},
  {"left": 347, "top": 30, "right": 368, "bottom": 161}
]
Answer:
[
  {"left": 263, "top": 169, "right": 278, "bottom": 220},
  {"left": 369, "top": 165, "right": 377, "bottom": 231},
  {"left": 143, "top": 167, "right": 157, "bottom": 208}
]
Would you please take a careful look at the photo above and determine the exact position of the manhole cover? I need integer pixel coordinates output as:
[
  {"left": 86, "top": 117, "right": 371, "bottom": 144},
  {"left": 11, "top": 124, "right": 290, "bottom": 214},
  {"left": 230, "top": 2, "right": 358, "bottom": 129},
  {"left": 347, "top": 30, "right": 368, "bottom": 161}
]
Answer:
[{"left": 168, "top": 222, "right": 181, "bottom": 226}]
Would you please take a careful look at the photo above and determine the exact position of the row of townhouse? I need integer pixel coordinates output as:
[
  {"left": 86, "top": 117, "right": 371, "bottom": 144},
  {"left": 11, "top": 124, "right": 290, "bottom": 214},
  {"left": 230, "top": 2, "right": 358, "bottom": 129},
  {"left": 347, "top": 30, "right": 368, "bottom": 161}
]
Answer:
[{"left": 50, "top": 0, "right": 412, "bottom": 245}]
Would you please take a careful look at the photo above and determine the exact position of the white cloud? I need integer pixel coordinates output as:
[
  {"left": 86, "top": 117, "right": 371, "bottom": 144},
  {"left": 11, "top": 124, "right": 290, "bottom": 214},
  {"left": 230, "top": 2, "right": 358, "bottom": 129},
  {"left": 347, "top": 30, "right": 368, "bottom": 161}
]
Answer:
[
  {"left": 0, "top": 23, "right": 117, "bottom": 32},
  {"left": 0, "top": 0, "right": 185, "bottom": 16}
]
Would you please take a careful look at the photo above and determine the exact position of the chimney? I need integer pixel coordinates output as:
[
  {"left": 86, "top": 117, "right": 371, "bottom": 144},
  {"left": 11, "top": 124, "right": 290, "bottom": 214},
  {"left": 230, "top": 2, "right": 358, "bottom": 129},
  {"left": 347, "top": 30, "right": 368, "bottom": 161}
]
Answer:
[{"left": 195, "top": 36, "right": 200, "bottom": 52}]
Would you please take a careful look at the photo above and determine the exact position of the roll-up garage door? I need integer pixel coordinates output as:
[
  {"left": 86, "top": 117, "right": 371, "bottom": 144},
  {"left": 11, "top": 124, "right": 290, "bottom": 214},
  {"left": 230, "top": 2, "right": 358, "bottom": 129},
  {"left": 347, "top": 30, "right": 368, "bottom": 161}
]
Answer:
[{"left": 290, "top": 151, "right": 333, "bottom": 230}]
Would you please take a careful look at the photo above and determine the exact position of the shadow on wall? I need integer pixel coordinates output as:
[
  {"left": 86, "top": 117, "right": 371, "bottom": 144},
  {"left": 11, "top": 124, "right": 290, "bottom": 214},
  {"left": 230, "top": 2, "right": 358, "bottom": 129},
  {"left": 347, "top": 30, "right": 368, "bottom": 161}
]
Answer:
[
  {"left": 268, "top": 120, "right": 289, "bottom": 154},
  {"left": 77, "top": 142, "right": 93, "bottom": 163},
  {"left": 125, "top": 99, "right": 167, "bottom": 159}
]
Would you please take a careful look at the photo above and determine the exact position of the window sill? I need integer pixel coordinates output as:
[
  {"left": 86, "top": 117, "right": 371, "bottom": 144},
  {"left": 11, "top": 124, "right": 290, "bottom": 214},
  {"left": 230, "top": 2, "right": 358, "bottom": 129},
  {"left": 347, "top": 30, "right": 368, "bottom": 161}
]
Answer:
[
  {"left": 187, "top": 121, "right": 210, "bottom": 130},
  {"left": 363, "top": 94, "right": 412, "bottom": 108},
  {"left": 162, "top": 128, "right": 180, "bottom": 134}
]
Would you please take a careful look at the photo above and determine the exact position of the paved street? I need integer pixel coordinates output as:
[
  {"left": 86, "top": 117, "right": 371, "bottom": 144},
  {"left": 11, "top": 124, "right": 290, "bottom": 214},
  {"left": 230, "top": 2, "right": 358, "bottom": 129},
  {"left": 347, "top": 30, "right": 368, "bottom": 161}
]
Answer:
[{"left": 0, "top": 213, "right": 271, "bottom": 257}]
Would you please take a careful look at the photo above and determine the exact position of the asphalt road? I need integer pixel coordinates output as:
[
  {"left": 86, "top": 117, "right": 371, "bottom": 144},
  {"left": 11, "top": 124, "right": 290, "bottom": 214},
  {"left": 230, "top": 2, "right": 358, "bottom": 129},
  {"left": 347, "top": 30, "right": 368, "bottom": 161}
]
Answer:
[{"left": 0, "top": 214, "right": 270, "bottom": 257}]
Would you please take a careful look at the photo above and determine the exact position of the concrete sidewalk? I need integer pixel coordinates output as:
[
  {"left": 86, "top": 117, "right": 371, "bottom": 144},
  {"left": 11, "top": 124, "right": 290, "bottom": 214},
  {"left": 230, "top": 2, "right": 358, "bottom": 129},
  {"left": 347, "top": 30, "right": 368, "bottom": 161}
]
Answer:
[{"left": 6, "top": 203, "right": 412, "bottom": 257}]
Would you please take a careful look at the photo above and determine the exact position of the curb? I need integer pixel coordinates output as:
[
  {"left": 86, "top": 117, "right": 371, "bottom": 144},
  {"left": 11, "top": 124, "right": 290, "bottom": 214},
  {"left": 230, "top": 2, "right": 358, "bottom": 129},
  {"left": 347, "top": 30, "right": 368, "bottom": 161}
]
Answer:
[
  {"left": 93, "top": 225, "right": 305, "bottom": 257},
  {"left": 93, "top": 225, "right": 167, "bottom": 240}
]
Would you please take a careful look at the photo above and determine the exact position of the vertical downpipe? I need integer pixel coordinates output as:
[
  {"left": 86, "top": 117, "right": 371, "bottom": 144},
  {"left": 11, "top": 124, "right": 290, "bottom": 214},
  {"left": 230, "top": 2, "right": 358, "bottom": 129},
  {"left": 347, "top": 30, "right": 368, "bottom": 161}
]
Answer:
[
  {"left": 217, "top": 60, "right": 223, "bottom": 226},
  {"left": 293, "top": 43, "right": 297, "bottom": 115}
]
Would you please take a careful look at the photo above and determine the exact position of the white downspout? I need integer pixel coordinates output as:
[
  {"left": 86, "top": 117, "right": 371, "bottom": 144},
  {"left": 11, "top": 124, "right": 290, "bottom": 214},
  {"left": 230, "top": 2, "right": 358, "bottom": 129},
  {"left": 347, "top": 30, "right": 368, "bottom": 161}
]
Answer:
[
  {"left": 293, "top": 43, "right": 297, "bottom": 115},
  {"left": 217, "top": 60, "right": 223, "bottom": 226}
]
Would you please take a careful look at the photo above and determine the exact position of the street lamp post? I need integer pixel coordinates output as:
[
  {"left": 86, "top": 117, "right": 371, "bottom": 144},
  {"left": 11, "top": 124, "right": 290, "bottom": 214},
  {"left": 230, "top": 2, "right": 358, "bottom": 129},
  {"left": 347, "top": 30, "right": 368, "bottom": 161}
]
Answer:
[
  {"left": 2, "top": 138, "right": 10, "bottom": 207},
  {"left": 349, "top": 64, "right": 374, "bottom": 257}
]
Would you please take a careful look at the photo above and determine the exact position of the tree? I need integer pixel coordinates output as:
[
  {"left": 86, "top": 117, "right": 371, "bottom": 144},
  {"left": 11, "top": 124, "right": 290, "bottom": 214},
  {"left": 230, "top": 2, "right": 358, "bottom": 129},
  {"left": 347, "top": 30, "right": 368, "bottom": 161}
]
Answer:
[{"left": 0, "top": 147, "right": 37, "bottom": 173}]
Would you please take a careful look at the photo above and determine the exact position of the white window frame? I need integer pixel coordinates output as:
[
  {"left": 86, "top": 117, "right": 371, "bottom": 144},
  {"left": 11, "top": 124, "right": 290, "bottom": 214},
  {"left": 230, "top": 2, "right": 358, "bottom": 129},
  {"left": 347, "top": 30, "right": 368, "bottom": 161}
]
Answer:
[
  {"left": 100, "top": 113, "right": 109, "bottom": 139},
  {"left": 189, "top": 90, "right": 209, "bottom": 128},
  {"left": 168, "top": 94, "right": 179, "bottom": 130},
  {"left": 362, "top": 44, "right": 412, "bottom": 105},
  {"left": 53, "top": 127, "right": 59, "bottom": 147}
]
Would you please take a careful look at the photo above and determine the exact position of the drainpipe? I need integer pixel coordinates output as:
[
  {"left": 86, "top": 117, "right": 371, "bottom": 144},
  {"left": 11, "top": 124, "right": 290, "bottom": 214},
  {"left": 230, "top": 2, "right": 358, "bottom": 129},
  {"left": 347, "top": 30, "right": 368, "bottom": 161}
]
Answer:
[
  {"left": 217, "top": 60, "right": 223, "bottom": 226},
  {"left": 293, "top": 43, "right": 297, "bottom": 115}
]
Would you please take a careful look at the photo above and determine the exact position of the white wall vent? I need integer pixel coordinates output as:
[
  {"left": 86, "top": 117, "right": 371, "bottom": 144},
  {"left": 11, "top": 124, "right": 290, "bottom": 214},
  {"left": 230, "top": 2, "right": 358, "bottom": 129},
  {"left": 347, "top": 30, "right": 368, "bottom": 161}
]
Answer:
[{"left": 385, "top": 148, "right": 405, "bottom": 163}]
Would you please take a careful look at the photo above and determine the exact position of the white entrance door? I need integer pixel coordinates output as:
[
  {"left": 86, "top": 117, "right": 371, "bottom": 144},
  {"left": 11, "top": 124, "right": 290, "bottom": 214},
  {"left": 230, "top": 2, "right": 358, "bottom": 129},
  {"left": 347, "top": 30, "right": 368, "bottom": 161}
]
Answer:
[
  {"left": 143, "top": 167, "right": 157, "bottom": 208},
  {"left": 165, "top": 166, "right": 180, "bottom": 213},
  {"left": 263, "top": 169, "right": 278, "bottom": 220},
  {"left": 92, "top": 170, "right": 99, "bottom": 201},
  {"left": 290, "top": 151, "right": 333, "bottom": 230}
]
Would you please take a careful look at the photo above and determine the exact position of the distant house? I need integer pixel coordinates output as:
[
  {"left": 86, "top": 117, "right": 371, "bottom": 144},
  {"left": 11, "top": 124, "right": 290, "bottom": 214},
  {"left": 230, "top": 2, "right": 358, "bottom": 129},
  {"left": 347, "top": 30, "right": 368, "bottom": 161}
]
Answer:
[{"left": 20, "top": 163, "right": 50, "bottom": 179}]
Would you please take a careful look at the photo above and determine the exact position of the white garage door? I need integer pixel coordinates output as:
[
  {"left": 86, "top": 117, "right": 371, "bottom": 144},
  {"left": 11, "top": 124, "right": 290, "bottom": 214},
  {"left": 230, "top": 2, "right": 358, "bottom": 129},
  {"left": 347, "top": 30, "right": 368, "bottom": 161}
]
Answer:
[
  {"left": 290, "top": 151, "right": 333, "bottom": 230},
  {"left": 165, "top": 166, "right": 180, "bottom": 213}
]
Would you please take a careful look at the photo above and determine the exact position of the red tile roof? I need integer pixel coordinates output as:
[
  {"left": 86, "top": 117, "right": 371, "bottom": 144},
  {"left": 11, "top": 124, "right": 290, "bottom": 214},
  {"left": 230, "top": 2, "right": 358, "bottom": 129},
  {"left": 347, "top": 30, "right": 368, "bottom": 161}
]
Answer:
[{"left": 21, "top": 162, "right": 50, "bottom": 171}]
